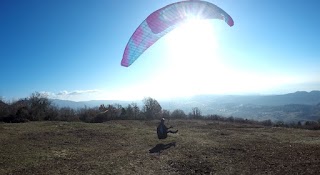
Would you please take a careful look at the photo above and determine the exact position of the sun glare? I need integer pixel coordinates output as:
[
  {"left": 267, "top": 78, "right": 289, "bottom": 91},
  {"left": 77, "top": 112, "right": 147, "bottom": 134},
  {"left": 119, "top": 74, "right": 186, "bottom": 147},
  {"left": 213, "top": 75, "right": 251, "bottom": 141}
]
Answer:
[
  {"left": 121, "top": 18, "right": 304, "bottom": 100},
  {"left": 142, "top": 19, "right": 301, "bottom": 99},
  {"left": 165, "top": 18, "right": 220, "bottom": 69},
  {"left": 152, "top": 18, "right": 228, "bottom": 97}
]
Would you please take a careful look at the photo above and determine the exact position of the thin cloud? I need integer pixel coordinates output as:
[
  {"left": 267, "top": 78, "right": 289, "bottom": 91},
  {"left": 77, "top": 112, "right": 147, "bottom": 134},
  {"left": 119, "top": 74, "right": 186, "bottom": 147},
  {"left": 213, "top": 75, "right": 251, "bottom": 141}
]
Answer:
[
  {"left": 41, "top": 90, "right": 101, "bottom": 100},
  {"left": 67, "top": 90, "right": 100, "bottom": 96}
]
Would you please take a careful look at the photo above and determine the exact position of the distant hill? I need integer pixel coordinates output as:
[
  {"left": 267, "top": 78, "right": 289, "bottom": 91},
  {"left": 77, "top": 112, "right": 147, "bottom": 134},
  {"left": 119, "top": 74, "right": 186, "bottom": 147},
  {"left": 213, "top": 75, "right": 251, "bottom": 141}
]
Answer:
[
  {"left": 51, "top": 91, "right": 320, "bottom": 122},
  {"left": 158, "top": 91, "right": 320, "bottom": 122},
  {"left": 180, "top": 90, "right": 320, "bottom": 106}
]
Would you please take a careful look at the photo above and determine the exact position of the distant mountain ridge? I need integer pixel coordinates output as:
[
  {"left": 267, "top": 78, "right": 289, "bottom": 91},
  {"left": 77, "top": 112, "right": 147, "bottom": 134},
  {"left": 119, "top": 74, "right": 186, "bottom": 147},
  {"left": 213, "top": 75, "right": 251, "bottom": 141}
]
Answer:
[
  {"left": 51, "top": 91, "right": 320, "bottom": 122},
  {"left": 192, "top": 90, "right": 320, "bottom": 106},
  {"left": 51, "top": 91, "right": 320, "bottom": 109}
]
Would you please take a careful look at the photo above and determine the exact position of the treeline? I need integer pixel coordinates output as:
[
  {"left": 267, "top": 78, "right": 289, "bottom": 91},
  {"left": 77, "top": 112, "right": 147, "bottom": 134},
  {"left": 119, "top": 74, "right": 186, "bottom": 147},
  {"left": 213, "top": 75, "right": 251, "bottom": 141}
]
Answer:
[
  {"left": 1, "top": 92, "right": 320, "bottom": 130},
  {"left": 0, "top": 93, "right": 158, "bottom": 123},
  {"left": 0, "top": 93, "right": 169, "bottom": 123}
]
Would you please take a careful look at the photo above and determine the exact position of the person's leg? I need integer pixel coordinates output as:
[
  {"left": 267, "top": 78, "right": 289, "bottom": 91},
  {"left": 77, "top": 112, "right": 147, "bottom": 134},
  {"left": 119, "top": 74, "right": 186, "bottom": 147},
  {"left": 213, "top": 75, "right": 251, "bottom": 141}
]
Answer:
[{"left": 167, "top": 130, "right": 178, "bottom": 134}]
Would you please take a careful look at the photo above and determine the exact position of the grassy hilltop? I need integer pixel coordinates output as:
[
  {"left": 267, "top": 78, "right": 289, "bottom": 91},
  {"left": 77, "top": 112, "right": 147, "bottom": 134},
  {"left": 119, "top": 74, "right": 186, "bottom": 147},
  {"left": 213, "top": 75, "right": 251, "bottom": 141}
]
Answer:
[{"left": 1, "top": 119, "right": 320, "bottom": 174}]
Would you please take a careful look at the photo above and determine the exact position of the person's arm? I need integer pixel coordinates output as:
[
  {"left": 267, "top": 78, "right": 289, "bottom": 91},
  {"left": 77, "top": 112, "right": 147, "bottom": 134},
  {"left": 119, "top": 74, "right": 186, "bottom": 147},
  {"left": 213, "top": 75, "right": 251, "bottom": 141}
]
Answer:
[{"left": 165, "top": 124, "right": 173, "bottom": 130}]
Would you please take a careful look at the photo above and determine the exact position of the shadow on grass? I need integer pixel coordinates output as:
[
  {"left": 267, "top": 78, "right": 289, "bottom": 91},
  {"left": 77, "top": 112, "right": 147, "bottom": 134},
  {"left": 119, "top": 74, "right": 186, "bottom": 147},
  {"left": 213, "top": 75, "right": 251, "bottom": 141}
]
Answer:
[{"left": 149, "top": 142, "right": 176, "bottom": 155}]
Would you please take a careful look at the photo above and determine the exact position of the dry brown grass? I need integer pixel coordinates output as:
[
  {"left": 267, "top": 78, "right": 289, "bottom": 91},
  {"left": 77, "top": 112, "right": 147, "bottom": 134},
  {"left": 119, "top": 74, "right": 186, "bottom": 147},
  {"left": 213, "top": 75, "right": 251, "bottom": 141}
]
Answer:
[{"left": 1, "top": 120, "right": 320, "bottom": 174}]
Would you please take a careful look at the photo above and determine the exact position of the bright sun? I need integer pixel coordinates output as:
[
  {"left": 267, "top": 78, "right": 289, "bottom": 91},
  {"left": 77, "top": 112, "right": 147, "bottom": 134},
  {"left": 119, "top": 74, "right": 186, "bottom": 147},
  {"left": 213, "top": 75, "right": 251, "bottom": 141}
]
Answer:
[
  {"left": 165, "top": 18, "right": 220, "bottom": 69},
  {"left": 150, "top": 18, "right": 228, "bottom": 98}
]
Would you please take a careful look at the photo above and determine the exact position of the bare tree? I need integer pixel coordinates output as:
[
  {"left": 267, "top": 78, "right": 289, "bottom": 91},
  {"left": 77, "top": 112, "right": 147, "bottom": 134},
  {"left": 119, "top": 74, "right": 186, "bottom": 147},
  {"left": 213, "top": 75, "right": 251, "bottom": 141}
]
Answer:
[
  {"left": 142, "top": 97, "right": 162, "bottom": 120},
  {"left": 191, "top": 107, "right": 202, "bottom": 119},
  {"left": 171, "top": 109, "right": 186, "bottom": 119},
  {"left": 58, "top": 107, "right": 77, "bottom": 121},
  {"left": 28, "top": 92, "right": 52, "bottom": 121},
  {"left": 0, "top": 99, "right": 9, "bottom": 121},
  {"left": 125, "top": 104, "right": 133, "bottom": 119},
  {"left": 131, "top": 102, "right": 140, "bottom": 119}
]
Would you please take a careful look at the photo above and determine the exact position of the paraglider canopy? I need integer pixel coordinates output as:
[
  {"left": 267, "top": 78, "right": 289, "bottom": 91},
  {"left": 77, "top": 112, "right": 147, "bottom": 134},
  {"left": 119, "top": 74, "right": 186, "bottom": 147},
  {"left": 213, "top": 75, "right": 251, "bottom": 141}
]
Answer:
[{"left": 121, "top": 0, "right": 234, "bottom": 67}]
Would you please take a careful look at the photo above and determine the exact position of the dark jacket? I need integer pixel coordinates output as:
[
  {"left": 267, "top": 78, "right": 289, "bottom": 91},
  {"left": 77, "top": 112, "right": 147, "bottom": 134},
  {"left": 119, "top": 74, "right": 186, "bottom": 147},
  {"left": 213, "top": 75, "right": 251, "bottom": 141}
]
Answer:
[{"left": 157, "top": 122, "right": 168, "bottom": 139}]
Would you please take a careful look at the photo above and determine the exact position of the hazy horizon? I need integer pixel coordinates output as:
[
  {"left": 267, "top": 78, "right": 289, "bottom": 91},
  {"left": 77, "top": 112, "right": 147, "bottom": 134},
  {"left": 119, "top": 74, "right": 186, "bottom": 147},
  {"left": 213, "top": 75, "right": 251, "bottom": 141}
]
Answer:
[{"left": 2, "top": 89, "right": 320, "bottom": 103}]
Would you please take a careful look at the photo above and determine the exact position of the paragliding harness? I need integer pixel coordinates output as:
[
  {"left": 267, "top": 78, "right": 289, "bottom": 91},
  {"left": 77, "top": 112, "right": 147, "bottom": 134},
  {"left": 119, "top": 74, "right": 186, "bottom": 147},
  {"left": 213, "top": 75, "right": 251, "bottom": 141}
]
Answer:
[{"left": 157, "top": 123, "right": 167, "bottom": 139}]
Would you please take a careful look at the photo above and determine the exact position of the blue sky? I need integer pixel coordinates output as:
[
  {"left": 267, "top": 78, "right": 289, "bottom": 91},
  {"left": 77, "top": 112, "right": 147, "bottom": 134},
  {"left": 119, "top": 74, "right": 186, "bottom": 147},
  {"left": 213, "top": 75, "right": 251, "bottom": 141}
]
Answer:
[{"left": 1, "top": 0, "right": 319, "bottom": 101}]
